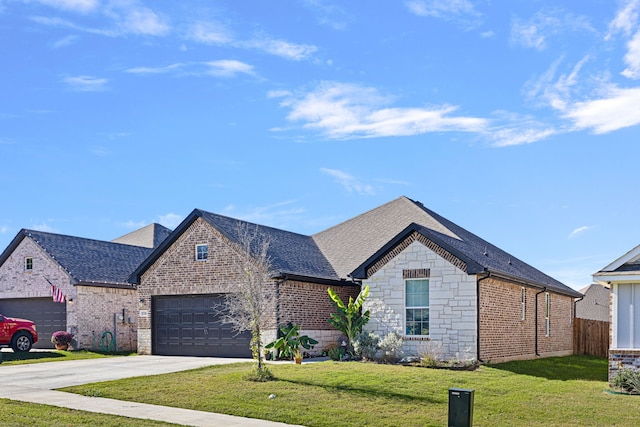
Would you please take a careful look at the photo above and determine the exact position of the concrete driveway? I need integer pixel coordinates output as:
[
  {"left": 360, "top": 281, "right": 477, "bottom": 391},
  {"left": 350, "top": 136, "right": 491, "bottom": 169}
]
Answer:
[{"left": 0, "top": 354, "right": 302, "bottom": 427}]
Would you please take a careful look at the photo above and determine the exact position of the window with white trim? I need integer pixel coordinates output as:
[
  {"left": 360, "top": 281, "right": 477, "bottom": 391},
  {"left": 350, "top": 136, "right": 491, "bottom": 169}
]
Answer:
[
  {"left": 521, "top": 287, "right": 526, "bottom": 321},
  {"left": 405, "top": 279, "right": 429, "bottom": 336},
  {"left": 614, "top": 283, "right": 640, "bottom": 349},
  {"left": 195, "top": 244, "right": 208, "bottom": 261},
  {"left": 545, "top": 292, "right": 550, "bottom": 337},
  {"left": 25, "top": 257, "right": 33, "bottom": 271}
]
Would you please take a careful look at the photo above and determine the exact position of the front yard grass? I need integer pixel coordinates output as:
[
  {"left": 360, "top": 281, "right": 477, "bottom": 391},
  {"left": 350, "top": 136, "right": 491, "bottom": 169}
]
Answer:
[
  {"left": 61, "top": 355, "right": 640, "bottom": 427},
  {"left": 0, "top": 399, "right": 176, "bottom": 427},
  {"left": 0, "top": 350, "right": 133, "bottom": 365}
]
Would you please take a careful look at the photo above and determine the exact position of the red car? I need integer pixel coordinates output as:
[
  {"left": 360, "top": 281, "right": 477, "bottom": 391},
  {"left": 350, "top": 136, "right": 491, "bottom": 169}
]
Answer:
[{"left": 0, "top": 313, "right": 38, "bottom": 352}]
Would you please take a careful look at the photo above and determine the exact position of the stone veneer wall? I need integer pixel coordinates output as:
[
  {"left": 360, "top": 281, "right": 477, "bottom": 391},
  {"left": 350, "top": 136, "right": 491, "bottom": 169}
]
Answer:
[
  {"left": 363, "top": 240, "right": 477, "bottom": 360},
  {"left": 137, "top": 217, "right": 280, "bottom": 355},
  {"left": 479, "top": 277, "right": 574, "bottom": 363},
  {"left": 74, "top": 285, "right": 138, "bottom": 352},
  {"left": 609, "top": 350, "right": 640, "bottom": 384}
]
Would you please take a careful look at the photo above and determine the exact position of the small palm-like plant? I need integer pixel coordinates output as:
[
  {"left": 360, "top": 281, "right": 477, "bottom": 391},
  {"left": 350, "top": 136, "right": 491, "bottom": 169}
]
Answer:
[{"left": 327, "top": 285, "right": 370, "bottom": 354}]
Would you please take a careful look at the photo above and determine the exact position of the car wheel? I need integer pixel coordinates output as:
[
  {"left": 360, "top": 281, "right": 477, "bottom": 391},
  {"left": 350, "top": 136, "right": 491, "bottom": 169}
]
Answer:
[{"left": 11, "top": 331, "right": 33, "bottom": 352}]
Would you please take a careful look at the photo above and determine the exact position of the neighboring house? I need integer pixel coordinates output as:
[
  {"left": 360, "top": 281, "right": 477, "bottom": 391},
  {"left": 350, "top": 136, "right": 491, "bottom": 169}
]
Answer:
[
  {"left": 0, "top": 224, "right": 170, "bottom": 350},
  {"left": 575, "top": 283, "right": 610, "bottom": 322},
  {"left": 131, "top": 196, "right": 581, "bottom": 363},
  {"left": 593, "top": 245, "right": 640, "bottom": 383}
]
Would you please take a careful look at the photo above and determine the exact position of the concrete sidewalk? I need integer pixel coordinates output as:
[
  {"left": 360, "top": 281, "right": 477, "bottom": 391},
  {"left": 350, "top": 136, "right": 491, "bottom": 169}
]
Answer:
[{"left": 0, "top": 355, "right": 303, "bottom": 427}]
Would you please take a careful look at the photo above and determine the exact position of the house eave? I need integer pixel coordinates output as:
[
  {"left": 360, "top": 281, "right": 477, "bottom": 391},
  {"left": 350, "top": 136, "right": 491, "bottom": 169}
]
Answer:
[{"left": 593, "top": 272, "right": 640, "bottom": 284}]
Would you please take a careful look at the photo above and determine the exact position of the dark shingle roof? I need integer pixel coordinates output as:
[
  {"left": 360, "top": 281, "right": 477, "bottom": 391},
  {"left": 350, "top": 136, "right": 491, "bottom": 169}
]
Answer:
[
  {"left": 18, "top": 230, "right": 153, "bottom": 285},
  {"left": 199, "top": 210, "right": 338, "bottom": 280},
  {"left": 131, "top": 209, "right": 340, "bottom": 283},
  {"left": 343, "top": 197, "right": 582, "bottom": 298}
]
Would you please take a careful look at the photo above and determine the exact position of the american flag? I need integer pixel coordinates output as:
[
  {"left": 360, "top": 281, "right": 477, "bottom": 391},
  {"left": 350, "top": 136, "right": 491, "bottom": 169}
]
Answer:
[{"left": 45, "top": 278, "right": 66, "bottom": 303}]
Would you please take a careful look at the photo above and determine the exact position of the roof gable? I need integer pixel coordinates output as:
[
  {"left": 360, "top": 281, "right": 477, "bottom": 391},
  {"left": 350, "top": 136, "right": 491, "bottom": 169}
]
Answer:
[
  {"left": 0, "top": 229, "right": 153, "bottom": 285},
  {"left": 131, "top": 209, "right": 339, "bottom": 283},
  {"left": 349, "top": 199, "right": 582, "bottom": 298}
]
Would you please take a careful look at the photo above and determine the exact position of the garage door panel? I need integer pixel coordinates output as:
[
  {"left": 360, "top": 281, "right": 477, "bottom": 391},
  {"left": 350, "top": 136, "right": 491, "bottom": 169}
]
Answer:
[
  {"left": 0, "top": 298, "right": 66, "bottom": 349},
  {"left": 153, "top": 294, "right": 251, "bottom": 357}
]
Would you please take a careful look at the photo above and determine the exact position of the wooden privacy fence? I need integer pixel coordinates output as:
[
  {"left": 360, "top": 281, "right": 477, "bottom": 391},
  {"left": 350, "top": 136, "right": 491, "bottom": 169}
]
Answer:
[{"left": 573, "top": 318, "right": 609, "bottom": 358}]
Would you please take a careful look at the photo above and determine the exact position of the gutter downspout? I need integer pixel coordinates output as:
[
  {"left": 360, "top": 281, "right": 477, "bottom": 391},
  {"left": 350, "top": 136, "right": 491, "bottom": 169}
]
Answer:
[
  {"left": 535, "top": 287, "right": 547, "bottom": 356},
  {"left": 476, "top": 271, "right": 492, "bottom": 363}
]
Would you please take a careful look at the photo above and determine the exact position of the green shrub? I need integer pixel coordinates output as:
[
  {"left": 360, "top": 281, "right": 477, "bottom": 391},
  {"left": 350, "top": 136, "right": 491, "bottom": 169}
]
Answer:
[
  {"left": 612, "top": 367, "right": 640, "bottom": 393},
  {"left": 327, "top": 345, "right": 346, "bottom": 361},
  {"left": 353, "top": 331, "right": 379, "bottom": 360},
  {"left": 378, "top": 332, "right": 403, "bottom": 363}
]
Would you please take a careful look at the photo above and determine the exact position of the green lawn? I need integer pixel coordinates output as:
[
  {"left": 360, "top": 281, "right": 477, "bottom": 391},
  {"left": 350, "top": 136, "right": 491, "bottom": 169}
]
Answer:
[
  {"left": 60, "top": 355, "right": 639, "bottom": 427},
  {"left": 0, "top": 399, "right": 176, "bottom": 427},
  {"left": 0, "top": 350, "right": 132, "bottom": 365}
]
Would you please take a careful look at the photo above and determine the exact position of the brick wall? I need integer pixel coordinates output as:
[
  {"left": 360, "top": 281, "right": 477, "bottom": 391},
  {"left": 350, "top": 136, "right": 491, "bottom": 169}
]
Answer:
[
  {"left": 277, "top": 279, "right": 361, "bottom": 351},
  {"left": 138, "top": 217, "right": 279, "bottom": 354},
  {"left": 0, "top": 237, "right": 74, "bottom": 300},
  {"left": 609, "top": 350, "right": 640, "bottom": 384},
  {"left": 364, "top": 240, "right": 477, "bottom": 360},
  {"left": 74, "top": 285, "right": 138, "bottom": 352},
  {"left": 479, "top": 277, "right": 574, "bottom": 363}
]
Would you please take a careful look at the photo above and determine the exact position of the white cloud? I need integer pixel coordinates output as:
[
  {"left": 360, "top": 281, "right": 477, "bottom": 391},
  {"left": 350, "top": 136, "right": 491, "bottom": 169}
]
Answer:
[
  {"left": 29, "top": 1, "right": 170, "bottom": 37},
  {"left": 62, "top": 75, "right": 108, "bottom": 91},
  {"left": 607, "top": 0, "right": 640, "bottom": 39},
  {"left": 126, "top": 60, "right": 254, "bottom": 78},
  {"left": 320, "top": 168, "right": 375, "bottom": 195},
  {"left": 123, "top": 219, "right": 146, "bottom": 229},
  {"left": 187, "top": 21, "right": 232, "bottom": 45},
  {"left": 30, "top": 0, "right": 99, "bottom": 14},
  {"left": 242, "top": 37, "right": 317, "bottom": 61},
  {"left": 115, "top": 6, "right": 170, "bottom": 36},
  {"left": 569, "top": 225, "right": 594, "bottom": 239},
  {"left": 204, "top": 60, "right": 254, "bottom": 77},
  {"left": 511, "top": 10, "right": 594, "bottom": 51},
  {"left": 622, "top": 31, "right": 640, "bottom": 79},
  {"left": 277, "top": 81, "right": 488, "bottom": 139},
  {"left": 0, "top": 225, "right": 8, "bottom": 235},
  {"left": 158, "top": 213, "right": 182, "bottom": 229},
  {"left": 489, "top": 126, "right": 557, "bottom": 147},
  {"left": 405, "top": 0, "right": 481, "bottom": 27},
  {"left": 563, "top": 85, "right": 640, "bottom": 133},
  {"left": 51, "top": 34, "right": 78, "bottom": 48}
]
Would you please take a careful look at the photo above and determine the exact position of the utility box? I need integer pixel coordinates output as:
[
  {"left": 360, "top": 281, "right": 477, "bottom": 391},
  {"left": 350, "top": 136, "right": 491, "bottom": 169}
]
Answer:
[{"left": 448, "top": 388, "right": 474, "bottom": 427}]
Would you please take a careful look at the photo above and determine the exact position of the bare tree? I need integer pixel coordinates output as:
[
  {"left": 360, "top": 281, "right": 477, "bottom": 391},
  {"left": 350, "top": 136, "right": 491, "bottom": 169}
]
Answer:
[{"left": 220, "top": 222, "right": 276, "bottom": 380}]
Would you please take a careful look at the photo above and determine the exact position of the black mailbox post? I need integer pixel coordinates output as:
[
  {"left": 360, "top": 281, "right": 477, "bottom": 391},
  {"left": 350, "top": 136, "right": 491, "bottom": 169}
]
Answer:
[{"left": 448, "top": 388, "right": 474, "bottom": 427}]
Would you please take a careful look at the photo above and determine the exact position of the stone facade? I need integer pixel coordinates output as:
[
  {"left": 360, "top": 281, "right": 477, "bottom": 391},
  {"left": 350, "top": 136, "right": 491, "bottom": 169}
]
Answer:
[
  {"left": 363, "top": 240, "right": 477, "bottom": 360},
  {"left": 479, "top": 277, "right": 574, "bottom": 363},
  {"left": 609, "top": 350, "right": 640, "bottom": 383}
]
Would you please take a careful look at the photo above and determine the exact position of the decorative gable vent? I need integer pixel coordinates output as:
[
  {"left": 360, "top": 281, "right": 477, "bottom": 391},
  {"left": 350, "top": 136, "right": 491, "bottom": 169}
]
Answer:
[{"left": 403, "top": 268, "right": 430, "bottom": 279}]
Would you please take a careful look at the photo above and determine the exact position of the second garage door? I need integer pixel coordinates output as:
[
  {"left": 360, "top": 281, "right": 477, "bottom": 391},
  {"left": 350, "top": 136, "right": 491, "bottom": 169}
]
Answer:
[
  {"left": 0, "top": 297, "right": 66, "bottom": 349},
  {"left": 152, "top": 294, "right": 252, "bottom": 357}
]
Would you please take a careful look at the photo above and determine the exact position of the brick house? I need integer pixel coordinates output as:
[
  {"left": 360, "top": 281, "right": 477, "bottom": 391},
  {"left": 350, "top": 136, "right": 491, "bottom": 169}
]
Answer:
[
  {"left": 0, "top": 224, "right": 170, "bottom": 350},
  {"left": 130, "top": 209, "right": 361, "bottom": 357},
  {"left": 132, "top": 196, "right": 581, "bottom": 362},
  {"left": 593, "top": 244, "right": 640, "bottom": 383}
]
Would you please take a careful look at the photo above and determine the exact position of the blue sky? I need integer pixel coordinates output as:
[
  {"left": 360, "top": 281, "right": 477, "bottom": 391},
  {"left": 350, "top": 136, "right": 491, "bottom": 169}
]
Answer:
[{"left": 1, "top": 0, "right": 640, "bottom": 291}]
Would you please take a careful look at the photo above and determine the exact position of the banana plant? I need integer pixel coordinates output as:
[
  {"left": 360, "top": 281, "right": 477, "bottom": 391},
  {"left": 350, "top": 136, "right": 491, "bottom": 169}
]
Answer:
[
  {"left": 265, "top": 323, "right": 318, "bottom": 360},
  {"left": 327, "top": 285, "right": 370, "bottom": 354}
]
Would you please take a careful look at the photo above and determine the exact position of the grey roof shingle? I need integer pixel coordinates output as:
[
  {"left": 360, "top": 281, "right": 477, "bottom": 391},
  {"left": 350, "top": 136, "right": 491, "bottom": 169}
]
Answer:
[
  {"left": 12, "top": 230, "right": 154, "bottom": 285},
  {"left": 198, "top": 210, "right": 339, "bottom": 281}
]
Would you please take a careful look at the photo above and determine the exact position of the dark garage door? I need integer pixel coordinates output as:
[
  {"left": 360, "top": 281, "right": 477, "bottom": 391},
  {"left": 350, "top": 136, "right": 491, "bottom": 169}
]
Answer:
[
  {"left": 153, "top": 294, "right": 252, "bottom": 357},
  {"left": 0, "top": 298, "right": 66, "bottom": 349}
]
